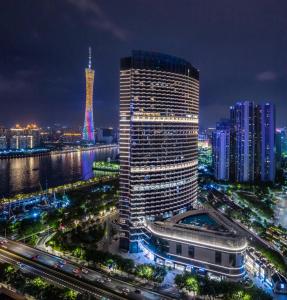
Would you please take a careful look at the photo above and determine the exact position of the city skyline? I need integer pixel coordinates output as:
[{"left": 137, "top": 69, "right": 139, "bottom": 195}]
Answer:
[
  {"left": 0, "top": 1, "right": 287, "bottom": 128},
  {"left": 0, "top": 3, "right": 287, "bottom": 299}
]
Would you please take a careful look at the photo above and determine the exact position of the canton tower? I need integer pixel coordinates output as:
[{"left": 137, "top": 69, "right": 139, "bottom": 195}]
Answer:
[{"left": 82, "top": 47, "right": 95, "bottom": 143}]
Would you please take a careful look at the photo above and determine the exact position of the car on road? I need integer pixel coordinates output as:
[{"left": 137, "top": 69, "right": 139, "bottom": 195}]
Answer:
[
  {"left": 53, "top": 262, "right": 60, "bottom": 268},
  {"left": 134, "top": 289, "right": 141, "bottom": 294},
  {"left": 31, "top": 255, "right": 40, "bottom": 260},
  {"left": 17, "top": 262, "right": 24, "bottom": 268},
  {"left": 59, "top": 259, "right": 67, "bottom": 265},
  {"left": 73, "top": 268, "right": 80, "bottom": 274},
  {"left": 96, "top": 278, "right": 105, "bottom": 284},
  {"left": 121, "top": 288, "right": 130, "bottom": 295},
  {"left": 81, "top": 268, "right": 88, "bottom": 274},
  {"left": 0, "top": 238, "right": 8, "bottom": 248}
]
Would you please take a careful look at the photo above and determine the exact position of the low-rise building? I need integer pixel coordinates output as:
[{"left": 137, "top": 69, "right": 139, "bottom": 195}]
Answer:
[{"left": 142, "top": 209, "right": 247, "bottom": 280}]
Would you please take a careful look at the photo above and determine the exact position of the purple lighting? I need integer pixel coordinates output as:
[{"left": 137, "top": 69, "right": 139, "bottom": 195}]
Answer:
[{"left": 82, "top": 47, "right": 95, "bottom": 143}]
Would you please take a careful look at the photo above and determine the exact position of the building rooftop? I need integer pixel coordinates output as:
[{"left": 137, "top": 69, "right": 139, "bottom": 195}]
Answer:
[{"left": 145, "top": 209, "right": 247, "bottom": 252}]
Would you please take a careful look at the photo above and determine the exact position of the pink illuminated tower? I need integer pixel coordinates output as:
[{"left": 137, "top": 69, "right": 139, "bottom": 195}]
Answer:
[{"left": 82, "top": 47, "right": 95, "bottom": 143}]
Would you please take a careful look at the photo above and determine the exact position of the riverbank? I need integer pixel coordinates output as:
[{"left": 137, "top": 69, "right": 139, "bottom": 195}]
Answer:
[
  {"left": 0, "top": 144, "right": 118, "bottom": 159},
  {"left": 0, "top": 173, "right": 118, "bottom": 205}
]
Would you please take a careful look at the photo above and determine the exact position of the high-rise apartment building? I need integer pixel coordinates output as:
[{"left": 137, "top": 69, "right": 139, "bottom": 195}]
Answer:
[
  {"left": 212, "top": 120, "right": 231, "bottom": 181},
  {"left": 276, "top": 128, "right": 287, "bottom": 169},
  {"left": 213, "top": 101, "right": 276, "bottom": 183},
  {"left": 259, "top": 103, "right": 275, "bottom": 182},
  {"left": 82, "top": 47, "right": 95, "bottom": 143},
  {"left": 232, "top": 101, "right": 255, "bottom": 182},
  {"left": 119, "top": 51, "right": 199, "bottom": 252}
]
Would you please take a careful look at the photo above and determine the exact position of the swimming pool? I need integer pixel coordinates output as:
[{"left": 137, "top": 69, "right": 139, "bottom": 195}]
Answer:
[{"left": 178, "top": 213, "right": 220, "bottom": 228}]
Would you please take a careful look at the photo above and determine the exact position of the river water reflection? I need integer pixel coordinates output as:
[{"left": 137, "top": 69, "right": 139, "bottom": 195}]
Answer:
[{"left": 0, "top": 147, "right": 118, "bottom": 197}]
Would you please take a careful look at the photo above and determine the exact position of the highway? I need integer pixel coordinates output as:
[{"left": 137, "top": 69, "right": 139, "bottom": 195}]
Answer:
[{"left": 0, "top": 238, "right": 174, "bottom": 300}]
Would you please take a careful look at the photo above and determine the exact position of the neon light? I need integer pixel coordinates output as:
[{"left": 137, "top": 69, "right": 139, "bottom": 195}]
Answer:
[
  {"left": 145, "top": 223, "right": 248, "bottom": 252},
  {"left": 131, "top": 160, "right": 198, "bottom": 173},
  {"left": 82, "top": 48, "right": 95, "bottom": 143},
  {"left": 139, "top": 241, "right": 245, "bottom": 277},
  {"left": 131, "top": 115, "right": 199, "bottom": 124}
]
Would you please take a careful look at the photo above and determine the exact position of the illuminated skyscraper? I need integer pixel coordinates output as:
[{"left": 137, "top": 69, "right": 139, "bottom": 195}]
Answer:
[
  {"left": 212, "top": 120, "right": 231, "bottom": 181},
  {"left": 231, "top": 101, "right": 255, "bottom": 182},
  {"left": 82, "top": 47, "right": 95, "bottom": 143},
  {"left": 258, "top": 103, "right": 276, "bottom": 182},
  {"left": 119, "top": 51, "right": 199, "bottom": 252}
]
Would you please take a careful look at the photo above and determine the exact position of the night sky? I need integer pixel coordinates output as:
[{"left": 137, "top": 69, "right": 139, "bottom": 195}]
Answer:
[{"left": 0, "top": 0, "right": 286, "bottom": 129}]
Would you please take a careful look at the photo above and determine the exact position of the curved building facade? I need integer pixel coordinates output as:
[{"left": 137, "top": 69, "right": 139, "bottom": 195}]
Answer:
[
  {"left": 142, "top": 209, "right": 247, "bottom": 279},
  {"left": 119, "top": 51, "right": 199, "bottom": 252}
]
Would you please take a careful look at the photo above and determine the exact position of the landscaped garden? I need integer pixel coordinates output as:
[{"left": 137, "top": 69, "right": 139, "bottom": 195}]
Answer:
[{"left": 175, "top": 272, "right": 272, "bottom": 300}]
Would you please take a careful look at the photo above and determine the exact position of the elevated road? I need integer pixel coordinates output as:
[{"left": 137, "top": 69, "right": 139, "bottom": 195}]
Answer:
[
  {"left": 0, "top": 249, "right": 116, "bottom": 300},
  {"left": 0, "top": 238, "right": 174, "bottom": 300}
]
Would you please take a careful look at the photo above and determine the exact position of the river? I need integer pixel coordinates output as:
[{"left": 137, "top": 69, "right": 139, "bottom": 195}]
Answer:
[{"left": 0, "top": 147, "right": 118, "bottom": 197}]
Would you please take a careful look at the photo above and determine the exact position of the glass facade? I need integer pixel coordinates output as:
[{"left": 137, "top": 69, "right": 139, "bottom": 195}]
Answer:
[
  {"left": 231, "top": 101, "right": 255, "bottom": 182},
  {"left": 119, "top": 51, "right": 199, "bottom": 252}
]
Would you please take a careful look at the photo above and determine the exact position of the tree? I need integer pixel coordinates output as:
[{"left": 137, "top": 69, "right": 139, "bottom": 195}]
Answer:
[
  {"left": 32, "top": 277, "right": 48, "bottom": 289},
  {"left": 63, "top": 289, "right": 78, "bottom": 300},
  {"left": 174, "top": 274, "right": 185, "bottom": 290},
  {"left": 135, "top": 264, "right": 154, "bottom": 281},
  {"left": 231, "top": 290, "right": 251, "bottom": 300},
  {"left": 185, "top": 276, "right": 199, "bottom": 296},
  {"left": 153, "top": 266, "right": 167, "bottom": 283}
]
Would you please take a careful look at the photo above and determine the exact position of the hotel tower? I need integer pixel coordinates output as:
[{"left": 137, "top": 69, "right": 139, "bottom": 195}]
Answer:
[
  {"left": 82, "top": 47, "right": 95, "bottom": 143},
  {"left": 119, "top": 51, "right": 200, "bottom": 252}
]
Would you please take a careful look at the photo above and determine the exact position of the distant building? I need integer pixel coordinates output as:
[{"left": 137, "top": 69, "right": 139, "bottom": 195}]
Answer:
[
  {"left": 10, "top": 124, "right": 41, "bottom": 149},
  {"left": 213, "top": 101, "right": 276, "bottom": 183},
  {"left": 259, "top": 103, "right": 276, "bottom": 182},
  {"left": 82, "top": 47, "right": 95, "bottom": 144},
  {"left": 212, "top": 120, "right": 231, "bottom": 181},
  {"left": 61, "top": 132, "right": 82, "bottom": 144},
  {"left": 96, "top": 127, "right": 115, "bottom": 144},
  {"left": 276, "top": 128, "right": 287, "bottom": 169},
  {"left": 198, "top": 131, "right": 210, "bottom": 149},
  {"left": 0, "top": 125, "right": 8, "bottom": 150},
  {"left": 231, "top": 101, "right": 255, "bottom": 182}
]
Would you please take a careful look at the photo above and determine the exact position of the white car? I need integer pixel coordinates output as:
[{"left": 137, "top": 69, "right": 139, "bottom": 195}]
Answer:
[{"left": 121, "top": 288, "right": 130, "bottom": 295}]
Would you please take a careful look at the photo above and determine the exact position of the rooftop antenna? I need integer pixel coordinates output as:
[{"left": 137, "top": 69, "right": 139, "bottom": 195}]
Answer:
[{"left": 88, "top": 47, "right": 92, "bottom": 69}]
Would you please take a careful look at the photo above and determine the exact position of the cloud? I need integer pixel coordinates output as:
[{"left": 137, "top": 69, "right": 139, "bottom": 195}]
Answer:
[
  {"left": 0, "top": 68, "right": 40, "bottom": 93},
  {"left": 66, "top": 0, "right": 128, "bottom": 41},
  {"left": 0, "top": 76, "right": 27, "bottom": 93},
  {"left": 256, "top": 71, "right": 278, "bottom": 82}
]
